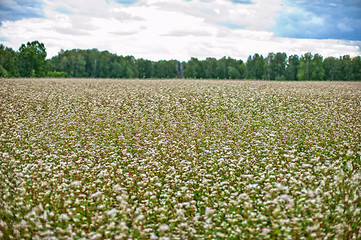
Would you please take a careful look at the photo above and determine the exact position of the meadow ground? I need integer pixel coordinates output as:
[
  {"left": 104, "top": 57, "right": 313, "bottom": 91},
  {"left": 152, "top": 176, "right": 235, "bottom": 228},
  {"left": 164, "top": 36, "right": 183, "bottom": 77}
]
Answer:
[{"left": 0, "top": 78, "right": 360, "bottom": 239}]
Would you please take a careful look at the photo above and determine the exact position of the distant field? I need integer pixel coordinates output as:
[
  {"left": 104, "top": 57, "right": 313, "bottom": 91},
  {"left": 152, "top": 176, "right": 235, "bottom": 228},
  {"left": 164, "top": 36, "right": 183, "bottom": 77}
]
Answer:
[{"left": 1, "top": 78, "right": 360, "bottom": 239}]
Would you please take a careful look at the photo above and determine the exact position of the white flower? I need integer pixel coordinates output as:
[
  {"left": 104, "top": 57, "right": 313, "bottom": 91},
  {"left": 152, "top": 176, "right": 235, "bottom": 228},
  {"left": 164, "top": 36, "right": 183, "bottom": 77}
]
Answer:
[
  {"left": 91, "top": 191, "right": 102, "bottom": 199},
  {"left": 158, "top": 224, "right": 170, "bottom": 232},
  {"left": 159, "top": 237, "right": 170, "bottom": 240},
  {"left": 106, "top": 208, "right": 118, "bottom": 218},
  {"left": 246, "top": 184, "right": 258, "bottom": 190},
  {"left": 306, "top": 224, "right": 319, "bottom": 232},
  {"left": 205, "top": 207, "right": 215, "bottom": 216},
  {"left": 136, "top": 214, "right": 145, "bottom": 221},
  {"left": 150, "top": 233, "right": 158, "bottom": 240},
  {"left": 279, "top": 194, "right": 294, "bottom": 208},
  {"left": 89, "top": 232, "right": 102, "bottom": 240},
  {"left": 0, "top": 220, "right": 7, "bottom": 228},
  {"left": 113, "top": 184, "right": 122, "bottom": 193},
  {"left": 261, "top": 227, "right": 271, "bottom": 236},
  {"left": 307, "top": 190, "right": 315, "bottom": 198},
  {"left": 71, "top": 181, "right": 81, "bottom": 187},
  {"left": 347, "top": 161, "right": 353, "bottom": 171},
  {"left": 59, "top": 213, "right": 69, "bottom": 221},
  {"left": 276, "top": 183, "right": 286, "bottom": 191},
  {"left": 346, "top": 150, "right": 353, "bottom": 156}
]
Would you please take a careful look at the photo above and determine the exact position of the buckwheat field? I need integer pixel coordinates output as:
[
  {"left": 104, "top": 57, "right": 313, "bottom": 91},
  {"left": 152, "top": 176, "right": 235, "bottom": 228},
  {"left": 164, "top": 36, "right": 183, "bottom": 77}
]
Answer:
[{"left": 0, "top": 78, "right": 360, "bottom": 239}]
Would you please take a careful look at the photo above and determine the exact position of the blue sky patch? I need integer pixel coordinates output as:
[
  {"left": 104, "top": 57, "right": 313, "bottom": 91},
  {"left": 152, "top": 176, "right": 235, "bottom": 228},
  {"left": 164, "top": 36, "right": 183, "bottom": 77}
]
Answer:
[
  {"left": 272, "top": 0, "right": 361, "bottom": 41},
  {"left": 0, "top": 0, "right": 45, "bottom": 24},
  {"left": 112, "top": 0, "right": 139, "bottom": 6},
  {"left": 219, "top": 22, "right": 245, "bottom": 29},
  {"left": 56, "top": 7, "right": 72, "bottom": 14},
  {"left": 0, "top": 36, "right": 10, "bottom": 42},
  {"left": 229, "top": 0, "right": 253, "bottom": 4}
]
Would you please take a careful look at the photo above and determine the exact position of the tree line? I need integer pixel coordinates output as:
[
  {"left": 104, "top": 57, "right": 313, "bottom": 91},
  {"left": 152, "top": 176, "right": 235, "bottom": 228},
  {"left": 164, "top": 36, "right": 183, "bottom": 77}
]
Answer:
[{"left": 1, "top": 41, "right": 360, "bottom": 80}]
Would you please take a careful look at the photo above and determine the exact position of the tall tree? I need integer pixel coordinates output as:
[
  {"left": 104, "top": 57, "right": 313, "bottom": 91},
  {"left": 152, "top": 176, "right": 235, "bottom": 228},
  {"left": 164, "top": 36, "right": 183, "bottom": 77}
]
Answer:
[
  {"left": 310, "top": 53, "right": 324, "bottom": 80},
  {"left": 323, "top": 57, "right": 341, "bottom": 81},
  {"left": 341, "top": 55, "right": 353, "bottom": 81},
  {"left": 266, "top": 52, "right": 275, "bottom": 80},
  {"left": 137, "top": 58, "right": 153, "bottom": 78},
  {"left": 352, "top": 56, "right": 361, "bottom": 81},
  {"left": 215, "top": 57, "right": 228, "bottom": 79},
  {"left": 0, "top": 44, "right": 19, "bottom": 77},
  {"left": 18, "top": 41, "right": 47, "bottom": 77},
  {"left": 204, "top": 58, "right": 217, "bottom": 78},
  {"left": 274, "top": 52, "right": 287, "bottom": 80},
  {"left": 298, "top": 52, "right": 312, "bottom": 80},
  {"left": 286, "top": 55, "right": 300, "bottom": 80},
  {"left": 184, "top": 57, "right": 202, "bottom": 78},
  {"left": 110, "top": 60, "right": 123, "bottom": 78},
  {"left": 246, "top": 54, "right": 265, "bottom": 79}
]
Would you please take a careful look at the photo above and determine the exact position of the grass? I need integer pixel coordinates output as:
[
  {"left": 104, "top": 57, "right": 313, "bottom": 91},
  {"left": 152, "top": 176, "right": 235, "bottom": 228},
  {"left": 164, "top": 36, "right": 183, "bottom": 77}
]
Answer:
[{"left": 0, "top": 78, "right": 360, "bottom": 239}]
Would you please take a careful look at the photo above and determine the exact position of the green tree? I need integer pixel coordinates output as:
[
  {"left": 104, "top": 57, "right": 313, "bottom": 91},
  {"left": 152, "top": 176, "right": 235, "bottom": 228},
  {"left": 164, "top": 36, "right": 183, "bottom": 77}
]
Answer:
[
  {"left": 110, "top": 60, "right": 123, "bottom": 78},
  {"left": 352, "top": 56, "right": 361, "bottom": 81},
  {"left": 341, "top": 55, "right": 353, "bottom": 81},
  {"left": 227, "top": 66, "right": 241, "bottom": 79},
  {"left": 204, "top": 58, "right": 217, "bottom": 78},
  {"left": 0, "top": 44, "right": 19, "bottom": 77},
  {"left": 246, "top": 54, "right": 265, "bottom": 79},
  {"left": 152, "top": 60, "right": 177, "bottom": 79},
  {"left": 266, "top": 52, "right": 275, "bottom": 80},
  {"left": 47, "top": 71, "right": 68, "bottom": 78},
  {"left": 215, "top": 57, "right": 228, "bottom": 79},
  {"left": 18, "top": 41, "right": 48, "bottom": 77},
  {"left": 323, "top": 57, "right": 341, "bottom": 81},
  {"left": 298, "top": 53, "right": 324, "bottom": 80},
  {"left": 297, "top": 53, "right": 312, "bottom": 80},
  {"left": 285, "top": 55, "right": 300, "bottom": 80},
  {"left": 137, "top": 58, "right": 153, "bottom": 78},
  {"left": 274, "top": 52, "right": 287, "bottom": 80},
  {"left": 310, "top": 54, "right": 324, "bottom": 80},
  {"left": 175, "top": 61, "right": 184, "bottom": 79},
  {"left": 184, "top": 57, "right": 202, "bottom": 78},
  {"left": 265, "top": 52, "right": 287, "bottom": 80},
  {"left": 238, "top": 62, "right": 246, "bottom": 79}
]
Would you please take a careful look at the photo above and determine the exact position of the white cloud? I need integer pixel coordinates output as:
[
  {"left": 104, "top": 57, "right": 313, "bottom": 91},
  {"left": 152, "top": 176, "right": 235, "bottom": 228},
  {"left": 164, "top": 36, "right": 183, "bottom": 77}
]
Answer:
[{"left": 0, "top": 0, "right": 360, "bottom": 61}]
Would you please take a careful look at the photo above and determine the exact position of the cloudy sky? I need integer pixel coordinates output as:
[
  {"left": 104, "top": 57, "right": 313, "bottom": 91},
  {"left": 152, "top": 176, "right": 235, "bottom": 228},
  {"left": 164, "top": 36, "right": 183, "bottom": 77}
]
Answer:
[{"left": 0, "top": 0, "right": 360, "bottom": 61}]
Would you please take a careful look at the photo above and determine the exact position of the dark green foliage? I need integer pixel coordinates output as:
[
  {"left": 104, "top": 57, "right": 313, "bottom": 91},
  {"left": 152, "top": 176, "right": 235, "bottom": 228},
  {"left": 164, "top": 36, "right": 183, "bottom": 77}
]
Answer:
[
  {"left": 324, "top": 57, "right": 341, "bottom": 81},
  {"left": 265, "top": 52, "right": 287, "bottom": 80},
  {"left": 297, "top": 53, "right": 324, "bottom": 80},
  {"left": 47, "top": 71, "right": 68, "bottom": 78},
  {"left": 0, "top": 41, "right": 361, "bottom": 80},
  {"left": 18, "top": 41, "right": 48, "bottom": 77},
  {"left": 0, "top": 44, "right": 19, "bottom": 77},
  {"left": 246, "top": 54, "right": 265, "bottom": 79},
  {"left": 184, "top": 57, "right": 202, "bottom": 78},
  {"left": 286, "top": 55, "right": 300, "bottom": 80},
  {"left": 137, "top": 58, "right": 153, "bottom": 78},
  {"left": 341, "top": 55, "right": 353, "bottom": 81},
  {"left": 352, "top": 56, "right": 361, "bottom": 81}
]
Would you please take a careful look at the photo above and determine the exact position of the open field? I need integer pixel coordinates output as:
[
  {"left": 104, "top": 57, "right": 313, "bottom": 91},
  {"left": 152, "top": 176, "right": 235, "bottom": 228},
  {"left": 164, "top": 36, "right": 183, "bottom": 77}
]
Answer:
[{"left": 0, "top": 78, "right": 360, "bottom": 239}]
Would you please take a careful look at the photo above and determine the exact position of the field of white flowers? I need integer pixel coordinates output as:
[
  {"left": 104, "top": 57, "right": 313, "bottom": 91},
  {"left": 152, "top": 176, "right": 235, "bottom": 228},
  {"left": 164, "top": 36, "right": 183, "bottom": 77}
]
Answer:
[{"left": 0, "top": 78, "right": 360, "bottom": 239}]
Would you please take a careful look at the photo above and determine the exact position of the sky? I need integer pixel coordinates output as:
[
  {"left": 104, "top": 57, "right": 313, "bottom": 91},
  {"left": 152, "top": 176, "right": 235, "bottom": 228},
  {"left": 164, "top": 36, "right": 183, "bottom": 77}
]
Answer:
[{"left": 0, "top": 0, "right": 360, "bottom": 61}]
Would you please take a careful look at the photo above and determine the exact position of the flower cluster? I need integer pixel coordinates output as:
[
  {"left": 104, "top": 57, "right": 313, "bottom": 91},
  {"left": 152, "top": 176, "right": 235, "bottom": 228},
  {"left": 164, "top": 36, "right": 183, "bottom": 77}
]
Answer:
[{"left": 0, "top": 78, "right": 360, "bottom": 239}]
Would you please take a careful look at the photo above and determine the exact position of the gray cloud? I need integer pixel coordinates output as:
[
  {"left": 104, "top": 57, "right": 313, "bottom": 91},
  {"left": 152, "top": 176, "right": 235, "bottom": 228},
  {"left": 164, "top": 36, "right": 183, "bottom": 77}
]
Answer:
[
  {"left": 53, "top": 26, "right": 90, "bottom": 36},
  {"left": 1, "top": 0, "right": 360, "bottom": 62},
  {"left": 0, "top": 0, "right": 45, "bottom": 23},
  {"left": 111, "top": 11, "right": 144, "bottom": 21}
]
